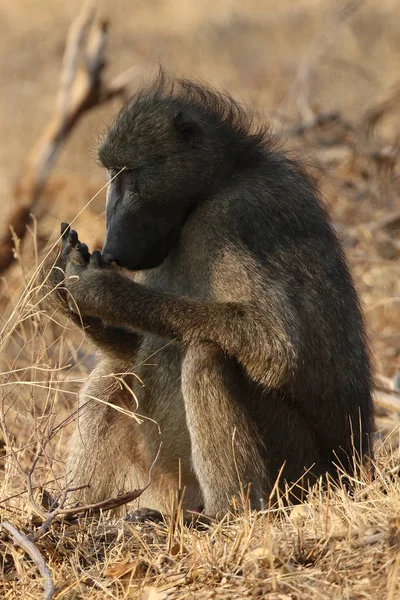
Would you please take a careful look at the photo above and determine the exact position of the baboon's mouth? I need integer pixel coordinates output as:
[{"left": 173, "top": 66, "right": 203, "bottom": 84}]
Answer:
[
  {"left": 104, "top": 244, "right": 169, "bottom": 272},
  {"left": 103, "top": 225, "right": 180, "bottom": 272}
]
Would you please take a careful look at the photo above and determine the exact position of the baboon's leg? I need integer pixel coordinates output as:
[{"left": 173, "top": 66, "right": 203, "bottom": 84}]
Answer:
[
  {"left": 181, "top": 343, "right": 327, "bottom": 515},
  {"left": 65, "top": 373, "right": 144, "bottom": 504},
  {"left": 181, "top": 343, "right": 270, "bottom": 516},
  {"left": 65, "top": 364, "right": 202, "bottom": 513},
  {"left": 254, "top": 398, "right": 329, "bottom": 504}
]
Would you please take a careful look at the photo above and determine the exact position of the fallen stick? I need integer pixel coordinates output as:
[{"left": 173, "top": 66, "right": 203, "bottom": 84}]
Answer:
[
  {"left": 0, "top": 0, "right": 137, "bottom": 275},
  {"left": 50, "top": 486, "right": 151, "bottom": 518},
  {"left": 374, "top": 390, "right": 400, "bottom": 414},
  {"left": 27, "top": 442, "right": 162, "bottom": 538},
  {"left": 375, "top": 373, "right": 400, "bottom": 394},
  {"left": 1, "top": 521, "right": 55, "bottom": 600}
]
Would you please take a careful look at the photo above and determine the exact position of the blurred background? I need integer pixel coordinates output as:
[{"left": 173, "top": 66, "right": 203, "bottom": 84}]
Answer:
[
  {"left": 1, "top": 0, "right": 400, "bottom": 462},
  {"left": 1, "top": 0, "right": 400, "bottom": 193},
  {"left": 1, "top": 4, "right": 400, "bottom": 595}
]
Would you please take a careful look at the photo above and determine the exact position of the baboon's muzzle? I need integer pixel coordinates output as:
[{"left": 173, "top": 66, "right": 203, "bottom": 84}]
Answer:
[{"left": 103, "top": 217, "right": 177, "bottom": 272}]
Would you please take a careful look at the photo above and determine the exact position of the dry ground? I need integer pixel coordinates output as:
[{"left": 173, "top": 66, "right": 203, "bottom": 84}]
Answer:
[{"left": 1, "top": 1, "right": 400, "bottom": 598}]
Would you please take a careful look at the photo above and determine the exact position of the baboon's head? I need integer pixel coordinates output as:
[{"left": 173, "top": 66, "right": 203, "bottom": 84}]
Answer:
[{"left": 97, "top": 73, "right": 268, "bottom": 270}]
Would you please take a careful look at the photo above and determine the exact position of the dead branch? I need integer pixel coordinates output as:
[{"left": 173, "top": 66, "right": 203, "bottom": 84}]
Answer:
[
  {"left": 374, "top": 390, "right": 400, "bottom": 414},
  {"left": 361, "top": 82, "right": 400, "bottom": 136},
  {"left": 24, "top": 441, "right": 162, "bottom": 540},
  {"left": 279, "top": 0, "right": 363, "bottom": 124},
  {"left": 368, "top": 211, "right": 400, "bottom": 234},
  {"left": 49, "top": 486, "right": 152, "bottom": 518},
  {"left": 351, "top": 531, "right": 385, "bottom": 548},
  {"left": 0, "top": 0, "right": 136, "bottom": 276},
  {"left": 375, "top": 373, "right": 400, "bottom": 394},
  {"left": 1, "top": 521, "right": 55, "bottom": 600},
  {"left": 50, "top": 441, "right": 162, "bottom": 518},
  {"left": 288, "top": 110, "right": 353, "bottom": 138},
  {"left": 374, "top": 374, "right": 400, "bottom": 413}
]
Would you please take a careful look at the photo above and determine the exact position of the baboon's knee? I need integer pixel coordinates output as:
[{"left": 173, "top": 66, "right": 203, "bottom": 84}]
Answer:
[
  {"left": 182, "top": 343, "right": 267, "bottom": 515},
  {"left": 182, "top": 342, "right": 227, "bottom": 389}
]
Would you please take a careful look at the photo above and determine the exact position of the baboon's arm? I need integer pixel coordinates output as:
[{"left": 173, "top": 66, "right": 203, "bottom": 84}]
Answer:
[
  {"left": 42, "top": 227, "right": 142, "bottom": 360},
  {"left": 68, "top": 265, "right": 296, "bottom": 387},
  {"left": 46, "top": 278, "right": 143, "bottom": 359},
  {"left": 72, "top": 314, "right": 142, "bottom": 359}
]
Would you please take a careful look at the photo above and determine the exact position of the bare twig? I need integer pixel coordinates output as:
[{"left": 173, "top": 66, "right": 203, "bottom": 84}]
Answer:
[
  {"left": 368, "top": 211, "right": 400, "bottom": 234},
  {"left": 57, "top": 0, "right": 97, "bottom": 120},
  {"left": 54, "top": 441, "right": 162, "bottom": 518},
  {"left": 107, "top": 66, "right": 141, "bottom": 98},
  {"left": 0, "top": 1, "right": 137, "bottom": 275},
  {"left": 374, "top": 390, "right": 400, "bottom": 414},
  {"left": 375, "top": 373, "right": 400, "bottom": 394},
  {"left": 361, "top": 83, "right": 400, "bottom": 136},
  {"left": 280, "top": 0, "right": 363, "bottom": 123},
  {"left": 351, "top": 531, "right": 385, "bottom": 548},
  {"left": 52, "top": 487, "right": 152, "bottom": 517},
  {"left": 24, "top": 441, "right": 163, "bottom": 541},
  {"left": 1, "top": 521, "right": 55, "bottom": 600}
]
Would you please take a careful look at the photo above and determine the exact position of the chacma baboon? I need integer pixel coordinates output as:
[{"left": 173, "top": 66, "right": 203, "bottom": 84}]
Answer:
[{"left": 45, "top": 74, "right": 374, "bottom": 517}]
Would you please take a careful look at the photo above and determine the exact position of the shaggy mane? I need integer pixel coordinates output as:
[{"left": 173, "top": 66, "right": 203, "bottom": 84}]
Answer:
[{"left": 132, "top": 68, "right": 274, "bottom": 149}]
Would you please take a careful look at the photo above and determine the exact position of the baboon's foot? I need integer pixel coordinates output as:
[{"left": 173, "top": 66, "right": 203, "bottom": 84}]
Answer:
[
  {"left": 124, "top": 507, "right": 212, "bottom": 529},
  {"left": 124, "top": 508, "right": 163, "bottom": 524}
]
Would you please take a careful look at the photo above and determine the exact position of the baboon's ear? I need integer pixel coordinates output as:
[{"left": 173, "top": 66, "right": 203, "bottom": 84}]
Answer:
[{"left": 174, "top": 111, "right": 203, "bottom": 145}]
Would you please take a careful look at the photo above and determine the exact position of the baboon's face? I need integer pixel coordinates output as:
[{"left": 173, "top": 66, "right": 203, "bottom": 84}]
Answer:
[
  {"left": 102, "top": 167, "right": 182, "bottom": 270},
  {"left": 98, "top": 100, "right": 209, "bottom": 271}
]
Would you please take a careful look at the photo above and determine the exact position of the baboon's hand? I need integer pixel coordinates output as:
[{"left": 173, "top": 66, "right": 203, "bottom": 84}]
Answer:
[
  {"left": 44, "top": 223, "right": 91, "bottom": 309},
  {"left": 63, "top": 228, "right": 115, "bottom": 317},
  {"left": 57, "top": 223, "right": 93, "bottom": 314},
  {"left": 47, "top": 222, "right": 90, "bottom": 280},
  {"left": 60, "top": 222, "right": 91, "bottom": 269}
]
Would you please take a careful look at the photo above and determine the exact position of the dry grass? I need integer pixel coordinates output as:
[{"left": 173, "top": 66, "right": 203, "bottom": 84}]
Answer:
[
  {"left": 1, "top": 458, "right": 400, "bottom": 599},
  {"left": 1, "top": 1, "right": 400, "bottom": 598}
]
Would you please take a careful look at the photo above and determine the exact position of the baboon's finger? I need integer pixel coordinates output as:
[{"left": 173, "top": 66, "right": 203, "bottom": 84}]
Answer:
[
  {"left": 90, "top": 250, "right": 102, "bottom": 269},
  {"left": 68, "top": 230, "right": 79, "bottom": 247},
  {"left": 61, "top": 222, "right": 70, "bottom": 240},
  {"left": 76, "top": 242, "right": 91, "bottom": 263},
  {"left": 101, "top": 253, "right": 114, "bottom": 267},
  {"left": 61, "top": 228, "right": 80, "bottom": 259}
]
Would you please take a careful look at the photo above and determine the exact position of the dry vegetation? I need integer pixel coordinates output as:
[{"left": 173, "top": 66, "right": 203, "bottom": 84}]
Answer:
[{"left": 1, "top": 1, "right": 400, "bottom": 598}]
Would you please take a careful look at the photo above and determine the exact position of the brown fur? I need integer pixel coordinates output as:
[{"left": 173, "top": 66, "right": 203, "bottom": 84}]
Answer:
[{"left": 43, "top": 76, "right": 374, "bottom": 517}]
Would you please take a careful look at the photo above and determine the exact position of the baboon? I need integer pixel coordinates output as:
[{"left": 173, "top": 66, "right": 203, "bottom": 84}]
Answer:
[{"left": 45, "top": 75, "right": 374, "bottom": 517}]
